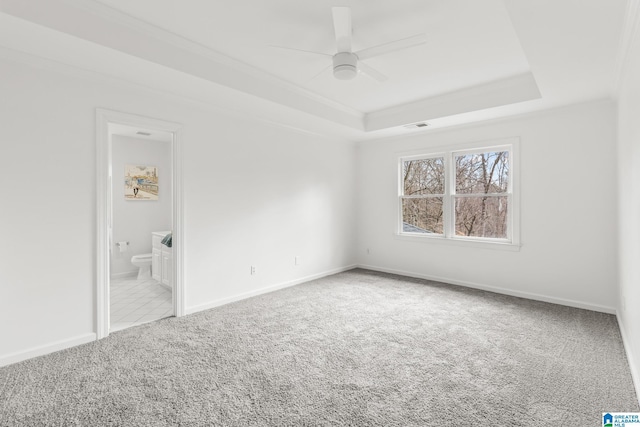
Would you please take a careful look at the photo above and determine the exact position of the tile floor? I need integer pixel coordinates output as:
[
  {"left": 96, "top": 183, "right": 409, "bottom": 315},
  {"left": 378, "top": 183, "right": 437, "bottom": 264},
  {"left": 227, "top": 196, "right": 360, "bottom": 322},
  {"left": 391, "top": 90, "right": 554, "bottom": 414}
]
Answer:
[{"left": 110, "top": 276, "right": 173, "bottom": 332}]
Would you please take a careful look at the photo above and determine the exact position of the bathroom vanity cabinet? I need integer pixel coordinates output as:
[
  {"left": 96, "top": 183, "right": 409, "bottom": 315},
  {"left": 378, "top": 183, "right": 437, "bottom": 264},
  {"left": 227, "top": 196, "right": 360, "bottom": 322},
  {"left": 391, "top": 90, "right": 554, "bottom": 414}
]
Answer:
[{"left": 152, "top": 231, "right": 172, "bottom": 289}]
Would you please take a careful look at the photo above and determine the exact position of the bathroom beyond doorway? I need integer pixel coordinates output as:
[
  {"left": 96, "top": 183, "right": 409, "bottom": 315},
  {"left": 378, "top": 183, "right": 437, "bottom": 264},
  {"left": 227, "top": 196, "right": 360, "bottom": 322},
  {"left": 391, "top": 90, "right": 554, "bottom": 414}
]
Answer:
[{"left": 96, "top": 108, "right": 184, "bottom": 339}]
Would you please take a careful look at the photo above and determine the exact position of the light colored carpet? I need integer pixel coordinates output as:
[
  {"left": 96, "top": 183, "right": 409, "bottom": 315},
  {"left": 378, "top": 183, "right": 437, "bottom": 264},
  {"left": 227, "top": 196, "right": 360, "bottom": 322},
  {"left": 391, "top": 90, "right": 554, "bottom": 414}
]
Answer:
[{"left": 1, "top": 269, "right": 638, "bottom": 426}]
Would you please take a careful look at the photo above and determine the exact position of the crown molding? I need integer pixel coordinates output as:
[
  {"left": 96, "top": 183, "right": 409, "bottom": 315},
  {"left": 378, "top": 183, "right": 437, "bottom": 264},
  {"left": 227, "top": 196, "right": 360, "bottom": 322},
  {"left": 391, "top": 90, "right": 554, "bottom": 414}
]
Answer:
[
  {"left": 612, "top": 0, "right": 640, "bottom": 97},
  {"left": 361, "top": 97, "right": 615, "bottom": 146},
  {"left": 364, "top": 73, "right": 541, "bottom": 132}
]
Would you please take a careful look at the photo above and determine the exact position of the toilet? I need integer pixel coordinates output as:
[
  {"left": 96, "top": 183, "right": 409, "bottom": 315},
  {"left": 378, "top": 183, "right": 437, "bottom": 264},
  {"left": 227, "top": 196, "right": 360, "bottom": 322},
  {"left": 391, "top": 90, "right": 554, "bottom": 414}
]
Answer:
[{"left": 131, "top": 253, "right": 152, "bottom": 280}]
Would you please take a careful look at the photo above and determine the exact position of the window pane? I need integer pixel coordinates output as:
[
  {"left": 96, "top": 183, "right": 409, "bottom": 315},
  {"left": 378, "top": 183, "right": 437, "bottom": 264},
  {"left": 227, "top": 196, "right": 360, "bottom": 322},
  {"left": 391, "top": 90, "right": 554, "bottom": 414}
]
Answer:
[
  {"left": 403, "top": 158, "right": 445, "bottom": 195},
  {"left": 454, "top": 196, "right": 508, "bottom": 238},
  {"left": 402, "top": 197, "right": 443, "bottom": 234},
  {"left": 455, "top": 151, "right": 509, "bottom": 194}
]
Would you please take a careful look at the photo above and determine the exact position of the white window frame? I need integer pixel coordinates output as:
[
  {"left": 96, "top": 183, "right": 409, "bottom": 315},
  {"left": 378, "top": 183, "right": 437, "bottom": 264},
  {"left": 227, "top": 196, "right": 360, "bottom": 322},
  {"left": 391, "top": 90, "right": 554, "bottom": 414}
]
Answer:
[
  {"left": 397, "top": 137, "right": 520, "bottom": 251},
  {"left": 399, "top": 152, "right": 447, "bottom": 236}
]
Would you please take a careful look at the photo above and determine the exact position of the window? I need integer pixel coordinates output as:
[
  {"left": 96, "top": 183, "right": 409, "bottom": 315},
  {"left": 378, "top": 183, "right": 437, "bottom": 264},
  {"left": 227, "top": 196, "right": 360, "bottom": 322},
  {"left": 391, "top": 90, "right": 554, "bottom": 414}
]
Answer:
[
  {"left": 401, "top": 156, "right": 445, "bottom": 234},
  {"left": 399, "top": 141, "right": 517, "bottom": 246}
]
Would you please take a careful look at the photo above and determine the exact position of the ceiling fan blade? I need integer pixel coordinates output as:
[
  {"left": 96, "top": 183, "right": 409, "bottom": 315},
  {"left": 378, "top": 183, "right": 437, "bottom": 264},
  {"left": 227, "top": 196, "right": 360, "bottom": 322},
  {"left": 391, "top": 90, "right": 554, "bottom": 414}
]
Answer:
[
  {"left": 269, "top": 45, "right": 332, "bottom": 57},
  {"left": 355, "top": 34, "right": 426, "bottom": 60},
  {"left": 332, "top": 7, "right": 352, "bottom": 52},
  {"left": 359, "top": 61, "right": 388, "bottom": 82},
  {"left": 308, "top": 64, "right": 332, "bottom": 82}
]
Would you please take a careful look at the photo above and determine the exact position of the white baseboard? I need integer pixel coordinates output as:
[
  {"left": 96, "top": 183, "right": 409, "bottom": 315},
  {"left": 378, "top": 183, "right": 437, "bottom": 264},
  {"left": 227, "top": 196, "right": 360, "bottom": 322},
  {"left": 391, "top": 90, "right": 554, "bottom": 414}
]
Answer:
[
  {"left": 110, "top": 271, "right": 137, "bottom": 280},
  {"left": 0, "top": 333, "right": 97, "bottom": 368},
  {"left": 617, "top": 314, "right": 640, "bottom": 406},
  {"left": 357, "top": 264, "right": 617, "bottom": 314},
  {"left": 186, "top": 264, "right": 358, "bottom": 315}
]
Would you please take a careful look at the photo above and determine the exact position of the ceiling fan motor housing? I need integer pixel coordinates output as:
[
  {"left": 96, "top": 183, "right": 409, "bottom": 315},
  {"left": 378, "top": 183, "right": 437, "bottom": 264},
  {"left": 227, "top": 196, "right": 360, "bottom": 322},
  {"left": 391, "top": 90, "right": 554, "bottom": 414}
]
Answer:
[{"left": 333, "top": 52, "right": 358, "bottom": 80}]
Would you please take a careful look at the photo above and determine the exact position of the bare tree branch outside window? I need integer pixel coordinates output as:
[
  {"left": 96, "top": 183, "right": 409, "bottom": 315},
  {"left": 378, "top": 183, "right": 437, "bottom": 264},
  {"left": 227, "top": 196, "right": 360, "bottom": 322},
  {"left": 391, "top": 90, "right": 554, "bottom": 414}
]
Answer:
[
  {"left": 402, "top": 157, "right": 444, "bottom": 233},
  {"left": 454, "top": 151, "right": 509, "bottom": 238}
]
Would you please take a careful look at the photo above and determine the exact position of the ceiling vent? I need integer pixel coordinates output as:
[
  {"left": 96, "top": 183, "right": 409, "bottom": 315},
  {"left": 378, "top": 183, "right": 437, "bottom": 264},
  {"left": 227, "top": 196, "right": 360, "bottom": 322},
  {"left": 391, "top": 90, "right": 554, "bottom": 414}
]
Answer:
[
  {"left": 403, "top": 122, "right": 429, "bottom": 129},
  {"left": 136, "top": 131, "right": 152, "bottom": 136}
]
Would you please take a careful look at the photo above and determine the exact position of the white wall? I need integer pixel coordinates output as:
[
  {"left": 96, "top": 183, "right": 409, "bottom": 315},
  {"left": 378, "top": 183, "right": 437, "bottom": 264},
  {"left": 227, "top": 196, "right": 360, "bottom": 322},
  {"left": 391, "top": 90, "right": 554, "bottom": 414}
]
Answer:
[
  {"left": 617, "top": 16, "right": 640, "bottom": 397},
  {"left": 356, "top": 100, "right": 618, "bottom": 312},
  {"left": 110, "top": 135, "right": 172, "bottom": 277},
  {"left": 0, "top": 56, "right": 356, "bottom": 361},
  {"left": 183, "top": 113, "right": 357, "bottom": 310},
  {"left": 0, "top": 48, "right": 627, "bottom": 374}
]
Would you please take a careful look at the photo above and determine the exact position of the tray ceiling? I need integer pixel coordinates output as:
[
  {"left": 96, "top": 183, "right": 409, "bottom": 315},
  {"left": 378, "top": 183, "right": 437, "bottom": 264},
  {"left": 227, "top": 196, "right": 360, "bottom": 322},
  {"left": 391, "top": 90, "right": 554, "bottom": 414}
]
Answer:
[{"left": 0, "top": 0, "right": 628, "bottom": 139}]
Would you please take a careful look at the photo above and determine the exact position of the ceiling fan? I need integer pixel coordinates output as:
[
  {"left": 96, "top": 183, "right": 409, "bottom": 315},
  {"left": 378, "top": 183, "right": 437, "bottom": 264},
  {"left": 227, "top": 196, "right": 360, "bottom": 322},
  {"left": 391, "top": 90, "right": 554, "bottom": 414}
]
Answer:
[{"left": 274, "top": 7, "right": 426, "bottom": 82}]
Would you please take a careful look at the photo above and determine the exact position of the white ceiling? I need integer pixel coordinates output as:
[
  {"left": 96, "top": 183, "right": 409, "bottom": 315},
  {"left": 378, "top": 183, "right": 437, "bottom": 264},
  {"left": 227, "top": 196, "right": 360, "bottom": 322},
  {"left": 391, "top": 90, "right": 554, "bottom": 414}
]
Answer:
[
  {"left": 96, "top": 0, "right": 532, "bottom": 113},
  {"left": 0, "top": 0, "right": 629, "bottom": 140}
]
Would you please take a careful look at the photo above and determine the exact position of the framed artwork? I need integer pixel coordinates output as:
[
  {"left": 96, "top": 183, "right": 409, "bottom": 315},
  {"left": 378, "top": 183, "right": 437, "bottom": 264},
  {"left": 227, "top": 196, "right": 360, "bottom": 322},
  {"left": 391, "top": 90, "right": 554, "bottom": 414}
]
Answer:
[{"left": 124, "top": 164, "right": 158, "bottom": 200}]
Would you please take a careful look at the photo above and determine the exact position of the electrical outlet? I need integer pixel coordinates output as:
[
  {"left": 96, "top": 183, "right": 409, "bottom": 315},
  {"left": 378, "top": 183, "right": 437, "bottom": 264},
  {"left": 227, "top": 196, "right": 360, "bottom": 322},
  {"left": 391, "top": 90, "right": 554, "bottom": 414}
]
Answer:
[
  {"left": 295, "top": 256, "right": 301, "bottom": 266},
  {"left": 250, "top": 266, "right": 256, "bottom": 275}
]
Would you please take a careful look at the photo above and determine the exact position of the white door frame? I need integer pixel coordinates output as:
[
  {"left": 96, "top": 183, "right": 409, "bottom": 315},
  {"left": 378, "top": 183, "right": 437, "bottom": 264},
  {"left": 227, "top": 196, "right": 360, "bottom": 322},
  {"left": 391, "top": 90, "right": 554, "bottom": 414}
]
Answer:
[{"left": 96, "top": 108, "right": 184, "bottom": 339}]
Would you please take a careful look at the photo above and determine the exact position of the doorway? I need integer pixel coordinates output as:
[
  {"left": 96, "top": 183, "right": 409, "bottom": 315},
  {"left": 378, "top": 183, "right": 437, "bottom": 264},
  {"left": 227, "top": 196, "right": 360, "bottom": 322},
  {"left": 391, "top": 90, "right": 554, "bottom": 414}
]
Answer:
[{"left": 96, "top": 109, "right": 184, "bottom": 339}]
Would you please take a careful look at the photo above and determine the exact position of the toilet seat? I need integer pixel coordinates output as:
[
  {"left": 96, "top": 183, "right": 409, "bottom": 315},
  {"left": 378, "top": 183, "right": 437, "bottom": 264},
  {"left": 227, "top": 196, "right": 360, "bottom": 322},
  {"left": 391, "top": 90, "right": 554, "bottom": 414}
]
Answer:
[{"left": 131, "top": 253, "right": 152, "bottom": 262}]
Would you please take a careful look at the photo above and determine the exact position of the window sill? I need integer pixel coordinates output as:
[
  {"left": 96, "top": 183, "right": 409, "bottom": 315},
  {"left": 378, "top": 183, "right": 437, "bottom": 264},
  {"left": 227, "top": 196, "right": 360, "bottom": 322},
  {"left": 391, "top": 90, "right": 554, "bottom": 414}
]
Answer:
[{"left": 394, "top": 232, "right": 521, "bottom": 252}]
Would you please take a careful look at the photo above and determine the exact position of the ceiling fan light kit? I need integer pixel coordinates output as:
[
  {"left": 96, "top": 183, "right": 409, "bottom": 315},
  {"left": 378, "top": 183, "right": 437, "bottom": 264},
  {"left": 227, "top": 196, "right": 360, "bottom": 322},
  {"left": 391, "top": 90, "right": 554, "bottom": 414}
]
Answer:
[{"left": 333, "top": 52, "right": 358, "bottom": 80}]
